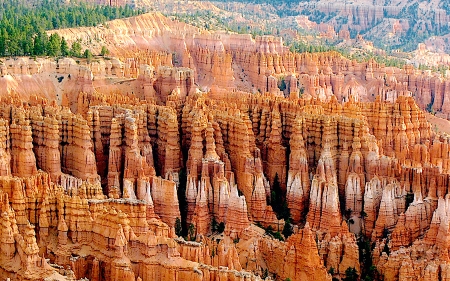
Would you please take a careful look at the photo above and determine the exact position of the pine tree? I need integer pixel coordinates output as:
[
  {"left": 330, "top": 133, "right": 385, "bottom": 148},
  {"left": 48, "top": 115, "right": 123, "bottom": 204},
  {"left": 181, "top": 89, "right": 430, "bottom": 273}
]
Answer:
[
  {"left": 83, "top": 48, "right": 93, "bottom": 62},
  {"left": 100, "top": 45, "right": 109, "bottom": 56},
  {"left": 344, "top": 267, "right": 358, "bottom": 281},
  {"left": 48, "top": 33, "right": 62, "bottom": 57},
  {"left": 0, "top": 0, "right": 144, "bottom": 57},
  {"left": 0, "top": 28, "right": 8, "bottom": 57},
  {"left": 20, "top": 36, "right": 34, "bottom": 56},
  {"left": 282, "top": 218, "right": 293, "bottom": 238},
  {"left": 70, "top": 41, "right": 82, "bottom": 57},
  {"left": 7, "top": 29, "right": 20, "bottom": 56},
  {"left": 218, "top": 222, "right": 225, "bottom": 233},
  {"left": 188, "top": 223, "right": 196, "bottom": 241},
  {"left": 33, "top": 30, "right": 48, "bottom": 56},
  {"left": 60, "top": 37, "right": 69, "bottom": 57},
  {"left": 271, "top": 173, "right": 282, "bottom": 216},
  {"left": 175, "top": 217, "right": 182, "bottom": 237}
]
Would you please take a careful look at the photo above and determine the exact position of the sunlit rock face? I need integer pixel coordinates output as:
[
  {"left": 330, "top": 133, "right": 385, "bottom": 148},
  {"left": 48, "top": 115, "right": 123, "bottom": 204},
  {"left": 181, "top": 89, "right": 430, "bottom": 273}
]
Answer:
[{"left": 3, "top": 9, "right": 450, "bottom": 281}]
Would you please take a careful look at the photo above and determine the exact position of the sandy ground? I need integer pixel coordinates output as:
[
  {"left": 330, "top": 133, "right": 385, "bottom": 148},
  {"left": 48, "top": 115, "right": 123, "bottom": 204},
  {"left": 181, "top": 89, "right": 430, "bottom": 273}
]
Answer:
[{"left": 425, "top": 113, "right": 450, "bottom": 135}]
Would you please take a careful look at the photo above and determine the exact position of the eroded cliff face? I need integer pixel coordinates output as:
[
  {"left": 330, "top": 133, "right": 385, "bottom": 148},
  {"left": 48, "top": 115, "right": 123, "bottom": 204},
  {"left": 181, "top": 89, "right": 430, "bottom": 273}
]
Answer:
[
  {"left": 2, "top": 11, "right": 450, "bottom": 281},
  {"left": 142, "top": 0, "right": 450, "bottom": 57},
  {"left": 7, "top": 12, "right": 450, "bottom": 120},
  {"left": 289, "top": 0, "right": 449, "bottom": 34}
]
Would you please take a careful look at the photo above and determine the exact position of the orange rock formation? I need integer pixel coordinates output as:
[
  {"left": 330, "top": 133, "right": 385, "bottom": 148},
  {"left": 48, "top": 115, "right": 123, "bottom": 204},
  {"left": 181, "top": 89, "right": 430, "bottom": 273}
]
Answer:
[{"left": 2, "top": 11, "right": 450, "bottom": 281}]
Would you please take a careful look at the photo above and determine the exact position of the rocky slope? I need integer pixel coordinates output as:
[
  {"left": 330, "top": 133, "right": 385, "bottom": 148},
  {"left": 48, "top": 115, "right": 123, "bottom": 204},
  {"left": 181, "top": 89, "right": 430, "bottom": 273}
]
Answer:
[
  {"left": 1, "top": 11, "right": 450, "bottom": 281},
  {"left": 31, "top": 12, "right": 450, "bottom": 119},
  {"left": 214, "top": 0, "right": 450, "bottom": 52},
  {"left": 79, "top": 0, "right": 450, "bottom": 54}
]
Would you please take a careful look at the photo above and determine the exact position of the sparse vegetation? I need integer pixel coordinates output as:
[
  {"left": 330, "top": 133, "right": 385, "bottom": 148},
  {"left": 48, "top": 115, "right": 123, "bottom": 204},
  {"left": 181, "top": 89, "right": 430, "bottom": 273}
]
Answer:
[
  {"left": 211, "top": 217, "right": 226, "bottom": 233},
  {"left": 290, "top": 40, "right": 408, "bottom": 69},
  {"left": 344, "top": 267, "right": 358, "bottom": 281},
  {"left": 360, "top": 210, "right": 368, "bottom": 218},
  {"left": 262, "top": 268, "right": 269, "bottom": 279},
  {"left": 282, "top": 218, "right": 293, "bottom": 238},
  {"left": 357, "top": 233, "right": 381, "bottom": 281},
  {"left": 265, "top": 225, "right": 284, "bottom": 241},
  {"left": 405, "top": 193, "right": 414, "bottom": 210},
  {"left": 426, "top": 100, "right": 436, "bottom": 115},
  {"left": 278, "top": 77, "right": 286, "bottom": 92},
  {"left": 382, "top": 241, "right": 390, "bottom": 256},
  {"left": 271, "top": 173, "right": 291, "bottom": 221},
  {"left": 83, "top": 48, "right": 93, "bottom": 62},
  {"left": 70, "top": 40, "right": 82, "bottom": 58},
  {"left": 177, "top": 168, "right": 188, "bottom": 237},
  {"left": 100, "top": 46, "right": 110, "bottom": 56},
  {"left": 218, "top": 222, "right": 225, "bottom": 233},
  {"left": 328, "top": 267, "right": 335, "bottom": 275},
  {"left": 175, "top": 217, "right": 182, "bottom": 237},
  {"left": 188, "top": 223, "right": 196, "bottom": 241}
]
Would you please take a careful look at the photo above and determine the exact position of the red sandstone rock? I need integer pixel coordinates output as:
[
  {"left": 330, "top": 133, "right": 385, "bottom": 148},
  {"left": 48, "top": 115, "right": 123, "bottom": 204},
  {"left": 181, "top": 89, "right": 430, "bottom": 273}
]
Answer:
[
  {"left": 307, "top": 141, "right": 342, "bottom": 236},
  {"left": 286, "top": 118, "right": 310, "bottom": 224},
  {"left": 2, "top": 11, "right": 450, "bottom": 281}
]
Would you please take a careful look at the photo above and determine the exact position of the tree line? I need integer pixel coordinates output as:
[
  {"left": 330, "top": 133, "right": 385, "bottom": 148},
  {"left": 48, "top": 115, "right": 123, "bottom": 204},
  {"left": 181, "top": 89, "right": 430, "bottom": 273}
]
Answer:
[
  {"left": 0, "top": 0, "right": 144, "bottom": 57},
  {"left": 290, "top": 41, "right": 408, "bottom": 69}
]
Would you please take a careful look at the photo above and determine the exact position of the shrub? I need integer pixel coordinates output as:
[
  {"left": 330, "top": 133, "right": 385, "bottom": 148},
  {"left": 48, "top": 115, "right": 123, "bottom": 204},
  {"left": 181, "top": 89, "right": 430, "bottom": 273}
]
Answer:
[{"left": 175, "top": 217, "right": 182, "bottom": 237}]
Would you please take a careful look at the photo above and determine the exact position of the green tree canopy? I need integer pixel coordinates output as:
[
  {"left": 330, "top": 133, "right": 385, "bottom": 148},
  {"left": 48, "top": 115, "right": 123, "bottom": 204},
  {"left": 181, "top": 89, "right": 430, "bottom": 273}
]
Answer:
[
  {"left": 83, "top": 48, "right": 93, "bottom": 61},
  {"left": 48, "top": 33, "right": 61, "bottom": 57},
  {"left": 100, "top": 45, "right": 110, "bottom": 56},
  {"left": 0, "top": 0, "right": 144, "bottom": 57},
  {"left": 175, "top": 217, "right": 182, "bottom": 237},
  {"left": 344, "top": 267, "right": 358, "bottom": 281},
  {"left": 60, "top": 37, "right": 69, "bottom": 57},
  {"left": 70, "top": 41, "right": 82, "bottom": 58}
]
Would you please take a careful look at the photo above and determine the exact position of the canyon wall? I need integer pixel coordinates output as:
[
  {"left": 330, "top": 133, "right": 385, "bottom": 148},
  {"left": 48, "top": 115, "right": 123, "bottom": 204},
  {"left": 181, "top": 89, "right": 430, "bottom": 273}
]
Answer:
[{"left": 1, "top": 11, "right": 450, "bottom": 281}]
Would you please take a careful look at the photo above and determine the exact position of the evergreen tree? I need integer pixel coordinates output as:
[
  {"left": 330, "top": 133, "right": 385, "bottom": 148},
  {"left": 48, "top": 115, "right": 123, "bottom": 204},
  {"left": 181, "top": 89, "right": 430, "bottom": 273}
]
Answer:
[
  {"left": 33, "top": 30, "right": 49, "bottom": 56},
  {"left": 0, "top": 0, "right": 143, "bottom": 58},
  {"left": 271, "top": 173, "right": 282, "bottom": 209},
  {"left": 70, "top": 41, "right": 82, "bottom": 57},
  {"left": 60, "top": 37, "right": 69, "bottom": 57},
  {"left": 20, "top": 36, "right": 34, "bottom": 56},
  {"left": 271, "top": 173, "right": 291, "bottom": 220},
  {"left": 177, "top": 168, "right": 188, "bottom": 237},
  {"left": 7, "top": 29, "right": 20, "bottom": 56},
  {"left": 211, "top": 217, "right": 218, "bottom": 232},
  {"left": 48, "top": 33, "right": 61, "bottom": 57},
  {"left": 100, "top": 45, "right": 109, "bottom": 56},
  {"left": 188, "top": 223, "right": 196, "bottom": 241},
  {"left": 175, "top": 217, "right": 182, "bottom": 237},
  {"left": 83, "top": 48, "right": 93, "bottom": 61},
  {"left": 0, "top": 28, "right": 8, "bottom": 56},
  {"left": 344, "top": 267, "right": 358, "bottom": 281},
  {"left": 282, "top": 218, "right": 293, "bottom": 238},
  {"left": 270, "top": 173, "right": 283, "bottom": 218},
  {"left": 218, "top": 222, "right": 225, "bottom": 233}
]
